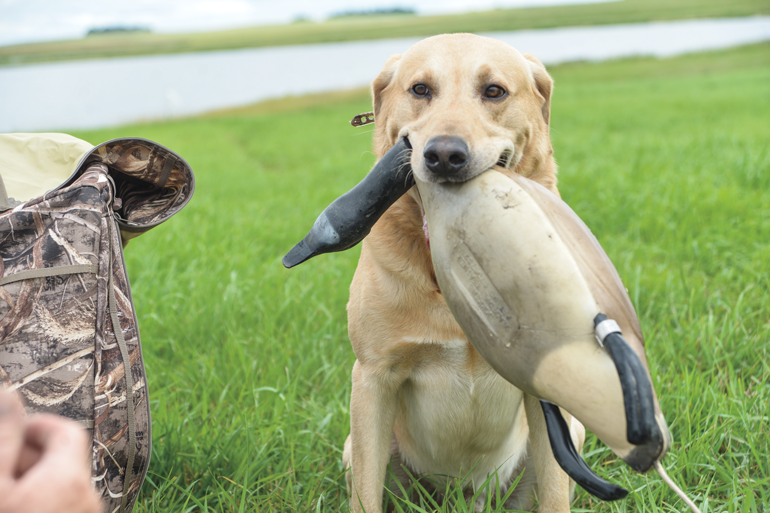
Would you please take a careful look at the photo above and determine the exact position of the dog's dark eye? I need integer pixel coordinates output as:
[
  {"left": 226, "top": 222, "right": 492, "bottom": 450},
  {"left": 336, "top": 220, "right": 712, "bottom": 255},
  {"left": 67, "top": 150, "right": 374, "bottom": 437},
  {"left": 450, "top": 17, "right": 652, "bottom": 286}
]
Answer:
[
  {"left": 484, "top": 85, "right": 506, "bottom": 99},
  {"left": 411, "top": 84, "right": 430, "bottom": 97}
]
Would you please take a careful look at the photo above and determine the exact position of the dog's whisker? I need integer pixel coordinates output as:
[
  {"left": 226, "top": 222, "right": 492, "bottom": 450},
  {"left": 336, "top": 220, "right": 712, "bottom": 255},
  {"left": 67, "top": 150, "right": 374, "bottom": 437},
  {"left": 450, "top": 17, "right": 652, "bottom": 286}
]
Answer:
[
  {"left": 403, "top": 169, "right": 415, "bottom": 188},
  {"left": 395, "top": 148, "right": 412, "bottom": 160}
]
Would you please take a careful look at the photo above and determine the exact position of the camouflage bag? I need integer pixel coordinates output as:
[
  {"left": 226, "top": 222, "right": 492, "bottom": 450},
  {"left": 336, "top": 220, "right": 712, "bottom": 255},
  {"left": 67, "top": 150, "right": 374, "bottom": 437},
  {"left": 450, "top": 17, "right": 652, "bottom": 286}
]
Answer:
[{"left": 0, "top": 133, "right": 194, "bottom": 513}]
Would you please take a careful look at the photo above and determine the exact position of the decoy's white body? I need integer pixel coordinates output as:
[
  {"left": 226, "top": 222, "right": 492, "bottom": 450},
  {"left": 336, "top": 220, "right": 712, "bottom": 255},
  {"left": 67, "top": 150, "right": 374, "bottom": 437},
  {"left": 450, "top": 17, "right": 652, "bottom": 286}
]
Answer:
[{"left": 415, "top": 168, "right": 671, "bottom": 472}]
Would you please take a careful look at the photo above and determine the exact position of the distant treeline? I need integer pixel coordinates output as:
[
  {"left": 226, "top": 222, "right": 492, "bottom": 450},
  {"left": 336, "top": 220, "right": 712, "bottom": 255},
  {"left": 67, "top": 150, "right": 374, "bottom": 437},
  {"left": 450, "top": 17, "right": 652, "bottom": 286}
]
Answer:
[
  {"left": 86, "top": 26, "right": 151, "bottom": 37},
  {"left": 329, "top": 7, "right": 416, "bottom": 19}
]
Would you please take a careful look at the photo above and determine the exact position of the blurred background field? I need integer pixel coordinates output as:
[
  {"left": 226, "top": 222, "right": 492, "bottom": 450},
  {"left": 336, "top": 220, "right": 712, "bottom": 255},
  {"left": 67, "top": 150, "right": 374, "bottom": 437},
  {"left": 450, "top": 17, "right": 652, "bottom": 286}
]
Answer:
[
  {"left": 1, "top": 0, "right": 769, "bottom": 66},
  {"left": 65, "top": 41, "right": 770, "bottom": 512}
]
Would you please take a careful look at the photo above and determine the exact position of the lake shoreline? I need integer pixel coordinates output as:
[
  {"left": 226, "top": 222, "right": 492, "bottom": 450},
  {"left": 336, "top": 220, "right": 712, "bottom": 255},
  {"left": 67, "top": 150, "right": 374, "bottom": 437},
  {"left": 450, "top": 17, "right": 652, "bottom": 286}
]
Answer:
[
  {"left": 1, "top": 17, "right": 769, "bottom": 133},
  {"left": 3, "top": 0, "right": 768, "bottom": 67}
]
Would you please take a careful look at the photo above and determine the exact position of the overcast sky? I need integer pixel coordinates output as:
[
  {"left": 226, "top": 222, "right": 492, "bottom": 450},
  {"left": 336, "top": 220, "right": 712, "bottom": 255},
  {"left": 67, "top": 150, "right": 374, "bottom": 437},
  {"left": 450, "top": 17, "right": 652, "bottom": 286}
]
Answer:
[{"left": 0, "top": 0, "right": 616, "bottom": 47}]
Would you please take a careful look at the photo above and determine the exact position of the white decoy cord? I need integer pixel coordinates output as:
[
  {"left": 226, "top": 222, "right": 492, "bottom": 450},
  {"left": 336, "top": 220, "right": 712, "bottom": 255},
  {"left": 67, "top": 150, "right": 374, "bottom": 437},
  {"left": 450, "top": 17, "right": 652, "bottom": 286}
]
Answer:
[{"left": 654, "top": 460, "right": 703, "bottom": 513}]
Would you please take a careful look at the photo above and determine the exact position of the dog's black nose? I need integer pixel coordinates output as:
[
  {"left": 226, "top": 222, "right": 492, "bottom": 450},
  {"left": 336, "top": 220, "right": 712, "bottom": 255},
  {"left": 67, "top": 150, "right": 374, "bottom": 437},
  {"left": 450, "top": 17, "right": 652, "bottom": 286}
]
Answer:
[{"left": 423, "top": 136, "right": 469, "bottom": 176}]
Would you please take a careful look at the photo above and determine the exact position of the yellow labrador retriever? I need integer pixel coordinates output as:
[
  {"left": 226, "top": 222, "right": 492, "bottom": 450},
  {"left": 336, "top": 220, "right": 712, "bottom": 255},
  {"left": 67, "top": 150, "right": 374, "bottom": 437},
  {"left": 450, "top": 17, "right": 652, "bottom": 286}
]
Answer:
[{"left": 343, "top": 33, "right": 585, "bottom": 512}]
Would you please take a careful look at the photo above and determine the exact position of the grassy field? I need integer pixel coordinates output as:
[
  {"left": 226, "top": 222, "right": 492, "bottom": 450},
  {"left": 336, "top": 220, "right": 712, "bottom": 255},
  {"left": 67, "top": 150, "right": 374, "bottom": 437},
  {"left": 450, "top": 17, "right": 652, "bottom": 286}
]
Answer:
[
  {"left": 67, "top": 42, "right": 770, "bottom": 512},
  {"left": 2, "top": 0, "right": 770, "bottom": 66}
]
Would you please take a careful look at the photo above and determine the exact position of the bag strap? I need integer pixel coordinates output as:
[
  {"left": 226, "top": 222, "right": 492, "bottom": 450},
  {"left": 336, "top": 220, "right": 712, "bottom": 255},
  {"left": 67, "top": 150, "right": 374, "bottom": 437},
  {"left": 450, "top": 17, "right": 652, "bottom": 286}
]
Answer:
[
  {"left": 0, "top": 263, "right": 98, "bottom": 287},
  {"left": 107, "top": 215, "right": 137, "bottom": 513}
]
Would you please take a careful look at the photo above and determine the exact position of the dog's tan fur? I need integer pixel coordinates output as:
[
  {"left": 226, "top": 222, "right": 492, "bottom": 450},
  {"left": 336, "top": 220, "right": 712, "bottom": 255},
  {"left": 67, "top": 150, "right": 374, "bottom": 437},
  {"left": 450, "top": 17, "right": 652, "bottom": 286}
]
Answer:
[{"left": 343, "top": 34, "right": 585, "bottom": 513}]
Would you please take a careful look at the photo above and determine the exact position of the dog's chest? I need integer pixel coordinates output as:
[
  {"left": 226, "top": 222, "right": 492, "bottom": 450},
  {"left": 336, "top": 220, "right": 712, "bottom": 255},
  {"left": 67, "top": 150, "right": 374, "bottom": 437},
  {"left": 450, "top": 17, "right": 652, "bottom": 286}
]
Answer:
[{"left": 394, "top": 338, "right": 528, "bottom": 477}]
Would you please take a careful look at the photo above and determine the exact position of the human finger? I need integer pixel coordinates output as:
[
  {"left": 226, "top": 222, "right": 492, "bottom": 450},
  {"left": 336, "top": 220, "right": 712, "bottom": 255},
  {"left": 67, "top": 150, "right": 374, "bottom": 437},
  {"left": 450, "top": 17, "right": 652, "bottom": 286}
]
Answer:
[
  {"left": 15, "top": 415, "right": 101, "bottom": 513},
  {"left": 21, "top": 414, "right": 92, "bottom": 470},
  {"left": 0, "top": 391, "right": 24, "bottom": 478},
  {"left": 14, "top": 436, "right": 44, "bottom": 477}
]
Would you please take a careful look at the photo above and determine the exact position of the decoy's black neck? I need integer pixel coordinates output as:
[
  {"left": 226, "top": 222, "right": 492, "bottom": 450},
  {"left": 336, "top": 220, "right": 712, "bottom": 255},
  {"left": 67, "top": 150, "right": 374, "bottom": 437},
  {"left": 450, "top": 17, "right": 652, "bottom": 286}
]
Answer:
[{"left": 282, "top": 137, "right": 413, "bottom": 268}]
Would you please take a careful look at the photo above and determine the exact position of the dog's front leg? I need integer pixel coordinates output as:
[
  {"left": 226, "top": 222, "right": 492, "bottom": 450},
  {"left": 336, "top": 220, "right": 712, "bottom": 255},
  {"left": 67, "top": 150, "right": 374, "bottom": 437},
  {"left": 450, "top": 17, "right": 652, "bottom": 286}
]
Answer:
[
  {"left": 523, "top": 393, "right": 573, "bottom": 513},
  {"left": 348, "top": 359, "right": 402, "bottom": 513}
]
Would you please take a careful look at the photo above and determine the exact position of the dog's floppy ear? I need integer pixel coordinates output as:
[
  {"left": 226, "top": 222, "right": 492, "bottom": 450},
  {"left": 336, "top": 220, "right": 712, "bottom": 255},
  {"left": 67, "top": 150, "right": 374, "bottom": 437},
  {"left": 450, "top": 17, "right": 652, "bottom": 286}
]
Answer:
[
  {"left": 372, "top": 53, "right": 402, "bottom": 117},
  {"left": 372, "top": 53, "right": 402, "bottom": 157},
  {"left": 522, "top": 53, "right": 553, "bottom": 126}
]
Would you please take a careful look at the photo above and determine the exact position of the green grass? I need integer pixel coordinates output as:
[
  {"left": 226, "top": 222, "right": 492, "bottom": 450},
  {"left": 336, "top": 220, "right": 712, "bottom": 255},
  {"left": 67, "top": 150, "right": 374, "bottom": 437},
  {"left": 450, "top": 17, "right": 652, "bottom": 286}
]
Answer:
[
  {"left": 67, "top": 42, "right": 770, "bottom": 512},
  {"left": 2, "top": 0, "right": 769, "bottom": 66}
]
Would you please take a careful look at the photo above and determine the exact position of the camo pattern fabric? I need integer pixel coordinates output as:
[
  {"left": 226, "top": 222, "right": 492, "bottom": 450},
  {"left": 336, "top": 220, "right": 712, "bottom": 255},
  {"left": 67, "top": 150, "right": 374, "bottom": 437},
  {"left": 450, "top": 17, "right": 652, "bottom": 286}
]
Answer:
[
  {"left": 80, "top": 139, "right": 194, "bottom": 235},
  {"left": 0, "top": 164, "right": 150, "bottom": 513}
]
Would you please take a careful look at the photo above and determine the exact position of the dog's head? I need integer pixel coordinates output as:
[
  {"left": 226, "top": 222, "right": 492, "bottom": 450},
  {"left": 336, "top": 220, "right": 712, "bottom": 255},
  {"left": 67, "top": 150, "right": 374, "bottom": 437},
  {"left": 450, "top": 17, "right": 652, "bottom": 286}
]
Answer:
[{"left": 372, "top": 33, "right": 556, "bottom": 192}]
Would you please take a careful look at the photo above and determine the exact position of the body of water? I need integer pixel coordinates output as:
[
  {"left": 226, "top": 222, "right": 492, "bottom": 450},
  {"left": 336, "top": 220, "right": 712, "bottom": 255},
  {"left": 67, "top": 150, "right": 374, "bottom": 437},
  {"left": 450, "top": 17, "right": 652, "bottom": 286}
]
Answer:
[{"left": 1, "top": 16, "right": 768, "bottom": 132}]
